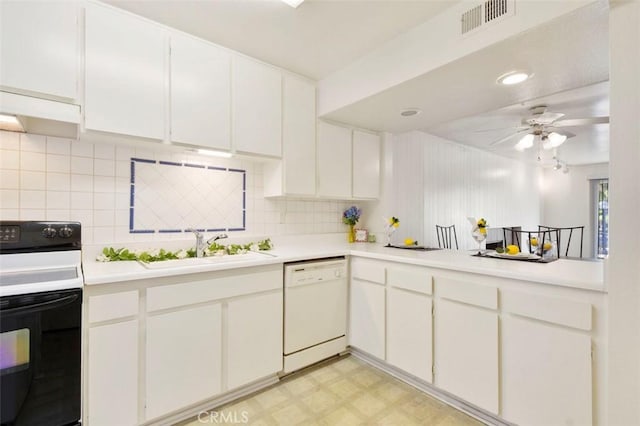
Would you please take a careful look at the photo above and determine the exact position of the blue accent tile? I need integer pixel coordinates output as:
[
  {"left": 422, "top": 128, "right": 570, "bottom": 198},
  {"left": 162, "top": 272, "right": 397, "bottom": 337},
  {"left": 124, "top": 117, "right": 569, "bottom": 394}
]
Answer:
[
  {"left": 242, "top": 210, "right": 246, "bottom": 228},
  {"left": 158, "top": 229, "right": 182, "bottom": 233},
  {"left": 130, "top": 230, "right": 155, "bottom": 234},
  {"left": 131, "top": 157, "right": 156, "bottom": 164},
  {"left": 129, "top": 208, "right": 134, "bottom": 231},
  {"left": 206, "top": 228, "right": 226, "bottom": 232},
  {"left": 130, "top": 161, "right": 135, "bottom": 184},
  {"left": 228, "top": 168, "right": 245, "bottom": 173},
  {"left": 208, "top": 166, "right": 227, "bottom": 171},
  {"left": 184, "top": 163, "right": 205, "bottom": 168},
  {"left": 243, "top": 173, "right": 246, "bottom": 189},
  {"left": 228, "top": 228, "right": 245, "bottom": 232},
  {"left": 130, "top": 185, "right": 135, "bottom": 207},
  {"left": 159, "top": 161, "right": 182, "bottom": 166}
]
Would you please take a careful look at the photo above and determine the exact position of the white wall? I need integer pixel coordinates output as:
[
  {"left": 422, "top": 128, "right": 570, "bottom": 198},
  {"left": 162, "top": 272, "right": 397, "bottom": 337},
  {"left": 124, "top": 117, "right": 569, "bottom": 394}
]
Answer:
[
  {"left": 541, "top": 163, "right": 608, "bottom": 258},
  {"left": 0, "top": 130, "right": 357, "bottom": 245},
  {"left": 608, "top": 1, "right": 640, "bottom": 424},
  {"left": 388, "top": 131, "right": 541, "bottom": 250}
]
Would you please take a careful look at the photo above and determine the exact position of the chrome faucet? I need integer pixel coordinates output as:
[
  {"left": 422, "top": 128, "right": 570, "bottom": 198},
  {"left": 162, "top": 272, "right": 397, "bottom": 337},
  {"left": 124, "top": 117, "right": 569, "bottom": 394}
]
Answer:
[
  {"left": 207, "top": 233, "right": 228, "bottom": 245},
  {"left": 187, "top": 229, "right": 206, "bottom": 258}
]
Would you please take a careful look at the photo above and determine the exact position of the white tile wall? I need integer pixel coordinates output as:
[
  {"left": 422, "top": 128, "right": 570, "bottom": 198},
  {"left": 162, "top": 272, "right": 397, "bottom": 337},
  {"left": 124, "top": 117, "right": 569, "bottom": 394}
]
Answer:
[{"left": 0, "top": 130, "right": 353, "bottom": 245}]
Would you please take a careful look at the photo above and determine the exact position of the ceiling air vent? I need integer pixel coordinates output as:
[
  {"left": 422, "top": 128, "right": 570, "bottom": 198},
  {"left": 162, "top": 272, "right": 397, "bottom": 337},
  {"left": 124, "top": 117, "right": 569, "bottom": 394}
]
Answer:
[
  {"left": 461, "top": 4, "right": 482, "bottom": 34},
  {"left": 485, "top": 0, "right": 509, "bottom": 23},
  {"left": 461, "top": 0, "right": 515, "bottom": 36}
]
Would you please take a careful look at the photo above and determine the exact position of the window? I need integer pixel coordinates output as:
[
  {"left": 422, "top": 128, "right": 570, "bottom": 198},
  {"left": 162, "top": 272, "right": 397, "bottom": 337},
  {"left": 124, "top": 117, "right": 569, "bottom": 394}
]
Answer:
[{"left": 592, "top": 178, "right": 609, "bottom": 258}]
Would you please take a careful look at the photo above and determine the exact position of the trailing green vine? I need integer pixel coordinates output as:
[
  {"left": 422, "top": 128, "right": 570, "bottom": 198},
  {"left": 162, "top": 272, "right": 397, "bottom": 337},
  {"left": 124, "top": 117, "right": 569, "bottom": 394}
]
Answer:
[{"left": 97, "top": 238, "right": 273, "bottom": 263}]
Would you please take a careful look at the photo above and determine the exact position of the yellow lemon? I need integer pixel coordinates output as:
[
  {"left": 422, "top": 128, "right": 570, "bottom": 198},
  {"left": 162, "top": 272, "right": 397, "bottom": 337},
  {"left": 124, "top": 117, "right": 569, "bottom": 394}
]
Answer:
[
  {"left": 543, "top": 242, "right": 552, "bottom": 251},
  {"left": 506, "top": 245, "right": 520, "bottom": 255},
  {"left": 393, "top": 222, "right": 399, "bottom": 228},
  {"left": 530, "top": 237, "right": 538, "bottom": 246},
  {"left": 404, "top": 238, "right": 415, "bottom": 246}
]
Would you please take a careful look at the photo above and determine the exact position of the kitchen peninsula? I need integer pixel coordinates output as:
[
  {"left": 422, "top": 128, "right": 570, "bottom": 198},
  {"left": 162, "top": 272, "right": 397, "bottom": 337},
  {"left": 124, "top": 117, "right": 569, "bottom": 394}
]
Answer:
[{"left": 82, "top": 235, "right": 606, "bottom": 426}]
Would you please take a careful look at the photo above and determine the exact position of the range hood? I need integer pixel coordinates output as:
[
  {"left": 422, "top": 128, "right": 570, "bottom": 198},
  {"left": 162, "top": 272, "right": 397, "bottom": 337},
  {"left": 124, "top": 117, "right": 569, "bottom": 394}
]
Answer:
[{"left": 0, "top": 91, "right": 81, "bottom": 138}]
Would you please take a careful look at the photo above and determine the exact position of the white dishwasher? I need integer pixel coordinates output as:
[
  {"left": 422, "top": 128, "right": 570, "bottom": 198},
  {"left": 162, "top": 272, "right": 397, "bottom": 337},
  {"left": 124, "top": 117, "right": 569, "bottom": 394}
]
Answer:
[{"left": 284, "top": 257, "right": 348, "bottom": 373}]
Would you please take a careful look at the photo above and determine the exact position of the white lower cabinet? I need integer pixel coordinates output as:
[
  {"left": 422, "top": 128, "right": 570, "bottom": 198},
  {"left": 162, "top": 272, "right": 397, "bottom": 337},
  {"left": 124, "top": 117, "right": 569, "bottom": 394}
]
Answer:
[
  {"left": 502, "top": 315, "right": 592, "bottom": 426},
  {"left": 88, "top": 320, "right": 139, "bottom": 426},
  {"left": 435, "top": 298, "right": 499, "bottom": 414},
  {"left": 387, "top": 287, "right": 432, "bottom": 382},
  {"left": 227, "top": 292, "right": 283, "bottom": 389},
  {"left": 349, "top": 279, "right": 386, "bottom": 359},
  {"left": 145, "top": 304, "right": 222, "bottom": 420}
]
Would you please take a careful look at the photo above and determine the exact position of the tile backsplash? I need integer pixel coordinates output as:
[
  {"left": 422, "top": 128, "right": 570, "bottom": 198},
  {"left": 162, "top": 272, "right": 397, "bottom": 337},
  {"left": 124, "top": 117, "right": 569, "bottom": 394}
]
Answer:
[
  {"left": 0, "top": 130, "right": 360, "bottom": 245},
  {"left": 130, "top": 158, "right": 245, "bottom": 233}
]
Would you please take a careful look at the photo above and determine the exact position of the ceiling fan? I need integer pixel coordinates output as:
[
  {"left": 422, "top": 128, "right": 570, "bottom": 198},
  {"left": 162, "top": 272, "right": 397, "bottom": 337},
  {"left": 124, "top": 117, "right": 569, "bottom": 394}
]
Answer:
[{"left": 486, "top": 105, "right": 609, "bottom": 152}]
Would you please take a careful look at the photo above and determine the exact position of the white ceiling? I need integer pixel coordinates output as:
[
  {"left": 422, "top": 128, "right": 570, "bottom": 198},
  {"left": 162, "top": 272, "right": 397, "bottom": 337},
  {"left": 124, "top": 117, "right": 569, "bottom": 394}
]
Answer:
[
  {"left": 105, "top": 0, "right": 609, "bottom": 167},
  {"left": 103, "top": 0, "right": 456, "bottom": 80},
  {"left": 322, "top": 1, "right": 610, "bottom": 166}
]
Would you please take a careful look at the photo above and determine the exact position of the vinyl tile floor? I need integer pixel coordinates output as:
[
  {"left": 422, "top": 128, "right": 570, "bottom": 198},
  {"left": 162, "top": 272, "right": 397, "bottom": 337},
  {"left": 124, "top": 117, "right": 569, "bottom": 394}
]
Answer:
[{"left": 176, "top": 355, "right": 484, "bottom": 426}]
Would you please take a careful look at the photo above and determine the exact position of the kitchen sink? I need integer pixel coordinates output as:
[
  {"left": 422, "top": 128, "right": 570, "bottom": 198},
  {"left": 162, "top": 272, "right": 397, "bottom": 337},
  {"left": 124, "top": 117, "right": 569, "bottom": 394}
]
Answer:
[{"left": 138, "top": 251, "right": 276, "bottom": 269}]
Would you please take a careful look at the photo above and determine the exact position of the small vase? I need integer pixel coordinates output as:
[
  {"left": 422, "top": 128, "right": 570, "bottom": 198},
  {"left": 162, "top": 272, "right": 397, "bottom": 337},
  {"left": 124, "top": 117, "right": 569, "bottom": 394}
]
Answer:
[{"left": 348, "top": 225, "right": 355, "bottom": 243}]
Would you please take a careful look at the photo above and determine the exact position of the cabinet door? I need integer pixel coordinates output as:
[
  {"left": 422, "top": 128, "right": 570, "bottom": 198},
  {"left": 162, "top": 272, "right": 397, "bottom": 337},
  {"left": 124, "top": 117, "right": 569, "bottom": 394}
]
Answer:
[
  {"left": 435, "top": 299, "right": 499, "bottom": 414},
  {"left": 352, "top": 130, "right": 381, "bottom": 199},
  {"left": 232, "top": 55, "right": 282, "bottom": 157},
  {"left": 170, "top": 33, "right": 231, "bottom": 150},
  {"left": 146, "top": 304, "right": 222, "bottom": 420},
  {"left": 85, "top": 3, "right": 166, "bottom": 140},
  {"left": 387, "top": 288, "right": 432, "bottom": 382},
  {"left": 227, "top": 291, "right": 283, "bottom": 389},
  {"left": 282, "top": 75, "right": 316, "bottom": 195},
  {"left": 349, "top": 279, "right": 385, "bottom": 359},
  {"left": 0, "top": 1, "right": 78, "bottom": 100},
  {"left": 317, "top": 121, "right": 352, "bottom": 198},
  {"left": 502, "top": 316, "right": 592, "bottom": 426},
  {"left": 88, "top": 320, "right": 138, "bottom": 426}
]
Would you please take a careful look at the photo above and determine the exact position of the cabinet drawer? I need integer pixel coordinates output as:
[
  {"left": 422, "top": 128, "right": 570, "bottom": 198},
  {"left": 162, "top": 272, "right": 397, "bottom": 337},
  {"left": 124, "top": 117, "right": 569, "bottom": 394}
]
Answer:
[
  {"left": 351, "top": 257, "right": 385, "bottom": 285},
  {"left": 147, "top": 265, "right": 282, "bottom": 312},
  {"left": 436, "top": 277, "right": 497, "bottom": 310},
  {"left": 89, "top": 291, "right": 138, "bottom": 324},
  {"left": 501, "top": 289, "right": 592, "bottom": 331},
  {"left": 387, "top": 264, "right": 432, "bottom": 295}
]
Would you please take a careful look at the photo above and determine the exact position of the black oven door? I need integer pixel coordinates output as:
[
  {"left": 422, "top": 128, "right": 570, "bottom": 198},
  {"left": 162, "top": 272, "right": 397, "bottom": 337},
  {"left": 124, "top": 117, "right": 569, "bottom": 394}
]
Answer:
[{"left": 0, "top": 289, "right": 82, "bottom": 426}]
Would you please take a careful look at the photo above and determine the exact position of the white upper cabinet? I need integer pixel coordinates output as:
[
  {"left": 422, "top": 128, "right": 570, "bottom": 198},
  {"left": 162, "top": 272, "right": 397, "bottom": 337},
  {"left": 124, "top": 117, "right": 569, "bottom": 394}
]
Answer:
[
  {"left": 0, "top": 1, "right": 78, "bottom": 100},
  {"left": 170, "top": 32, "right": 231, "bottom": 150},
  {"left": 264, "top": 75, "right": 316, "bottom": 197},
  {"left": 232, "top": 55, "right": 282, "bottom": 157},
  {"left": 84, "top": 3, "right": 167, "bottom": 140},
  {"left": 352, "top": 130, "right": 381, "bottom": 199},
  {"left": 317, "top": 121, "right": 352, "bottom": 198}
]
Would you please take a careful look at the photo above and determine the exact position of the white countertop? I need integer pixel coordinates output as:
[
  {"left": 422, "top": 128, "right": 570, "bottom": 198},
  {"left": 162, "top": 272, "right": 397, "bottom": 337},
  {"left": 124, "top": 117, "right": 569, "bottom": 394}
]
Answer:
[{"left": 81, "top": 235, "right": 606, "bottom": 292}]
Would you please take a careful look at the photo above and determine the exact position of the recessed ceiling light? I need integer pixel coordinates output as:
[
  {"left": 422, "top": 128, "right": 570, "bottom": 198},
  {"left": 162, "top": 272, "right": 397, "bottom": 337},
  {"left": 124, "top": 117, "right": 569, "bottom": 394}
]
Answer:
[
  {"left": 280, "top": 0, "right": 304, "bottom": 8},
  {"left": 400, "top": 108, "right": 421, "bottom": 117},
  {"left": 497, "top": 71, "right": 531, "bottom": 85}
]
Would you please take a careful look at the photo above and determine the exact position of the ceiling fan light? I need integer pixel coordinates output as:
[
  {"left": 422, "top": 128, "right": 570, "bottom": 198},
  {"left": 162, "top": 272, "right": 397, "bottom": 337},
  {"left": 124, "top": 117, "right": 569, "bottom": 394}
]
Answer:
[
  {"left": 515, "top": 133, "right": 534, "bottom": 151},
  {"left": 547, "top": 132, "right": 567, "bottom": 146}
]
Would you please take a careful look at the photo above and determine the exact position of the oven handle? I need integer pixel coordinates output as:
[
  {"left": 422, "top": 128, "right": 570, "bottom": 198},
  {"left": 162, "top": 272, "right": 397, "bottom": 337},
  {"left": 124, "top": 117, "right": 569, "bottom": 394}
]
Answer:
[{"left": 2, "top": 294, "right": 79, "bottom": 315}]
